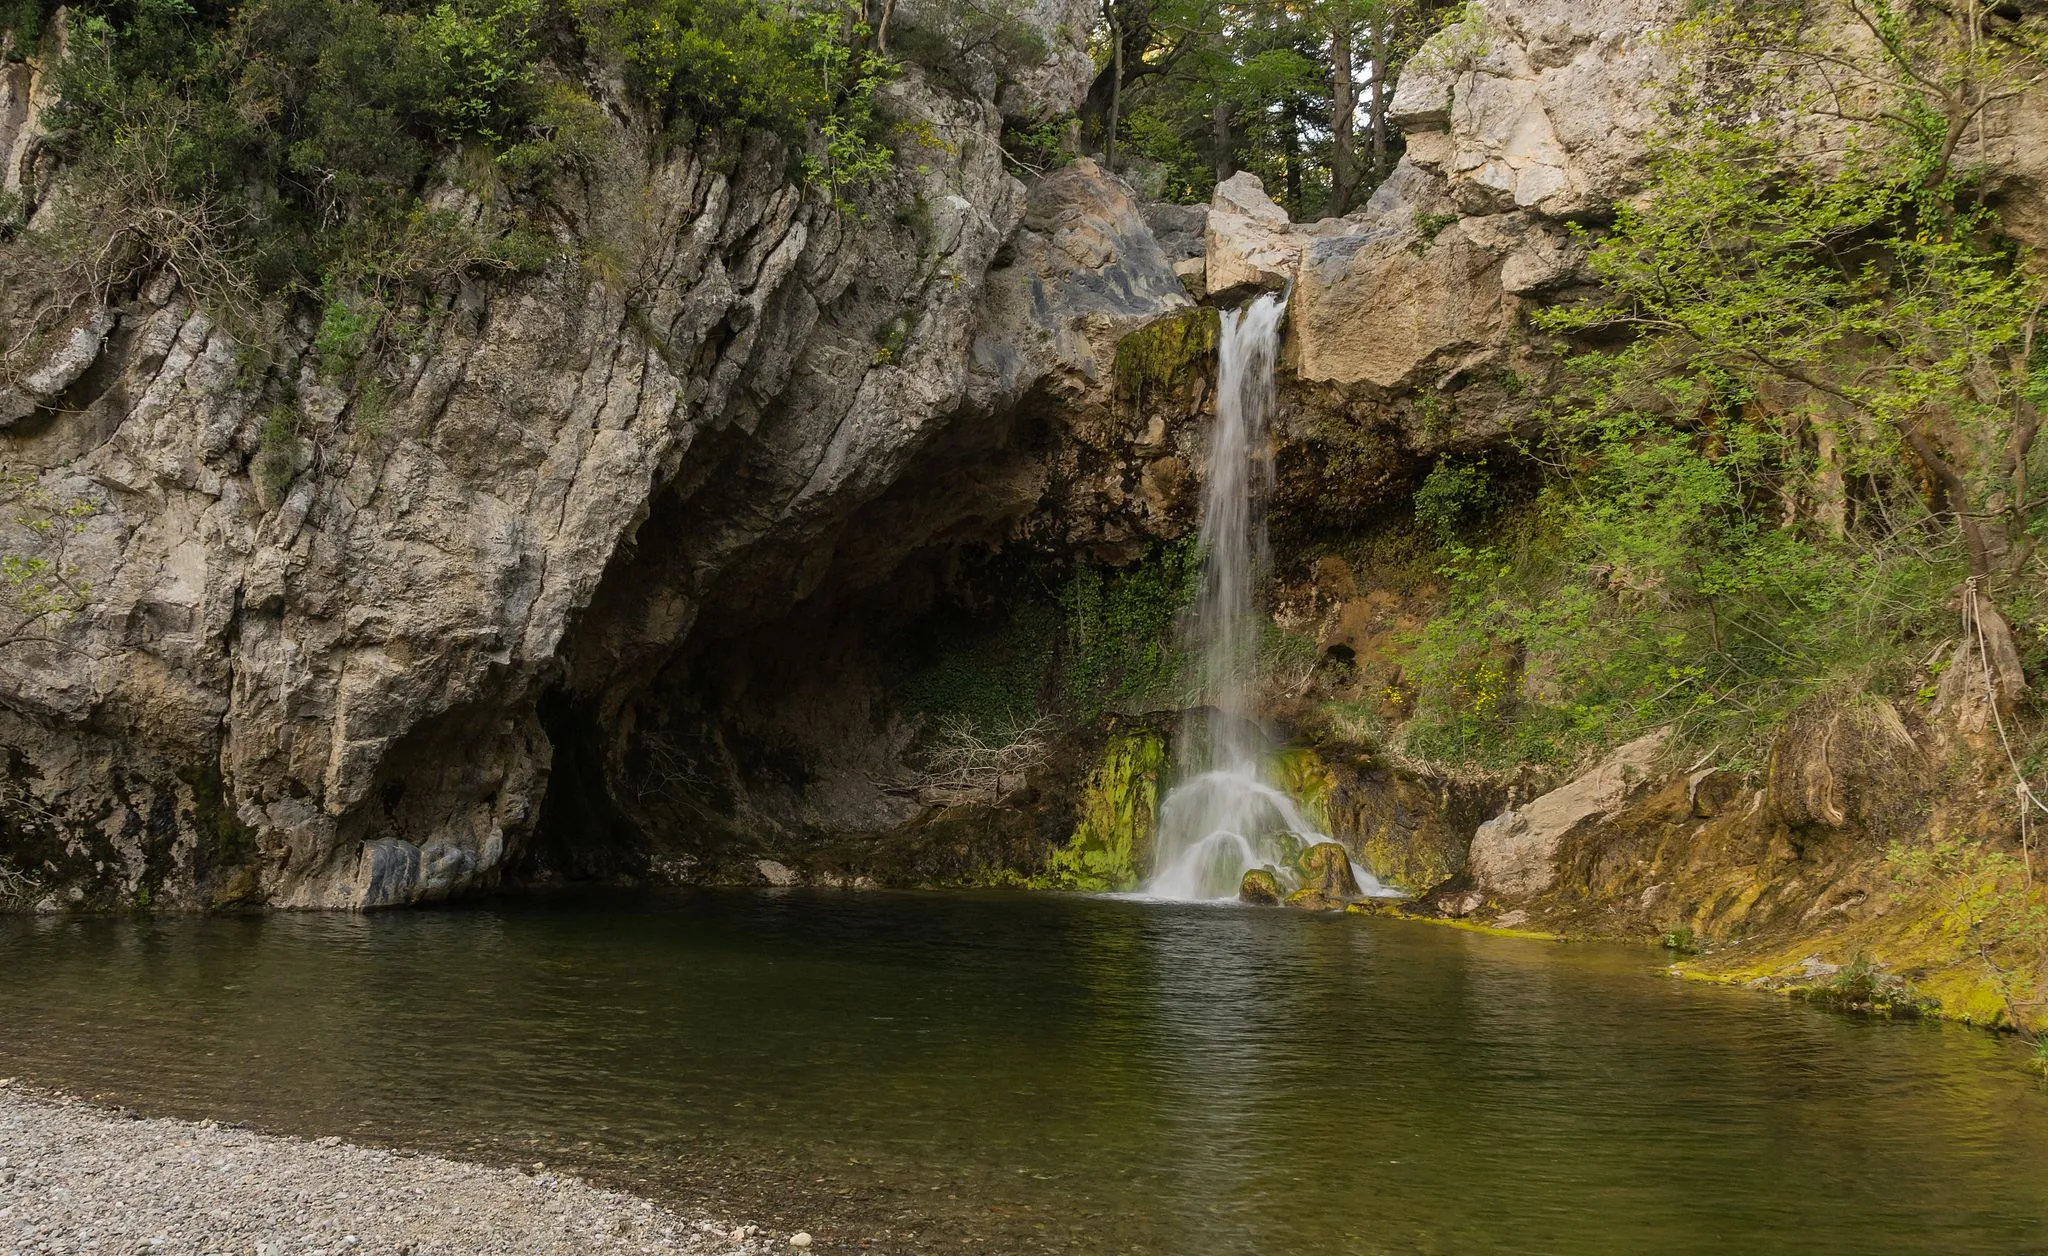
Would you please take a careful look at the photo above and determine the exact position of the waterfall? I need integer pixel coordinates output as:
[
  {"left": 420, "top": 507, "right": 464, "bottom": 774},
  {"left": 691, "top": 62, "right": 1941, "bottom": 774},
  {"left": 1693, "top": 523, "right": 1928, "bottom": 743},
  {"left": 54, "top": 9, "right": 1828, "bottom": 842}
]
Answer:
[{"left": 1142, "top": 294, "right": 1391, "bottom": 903}]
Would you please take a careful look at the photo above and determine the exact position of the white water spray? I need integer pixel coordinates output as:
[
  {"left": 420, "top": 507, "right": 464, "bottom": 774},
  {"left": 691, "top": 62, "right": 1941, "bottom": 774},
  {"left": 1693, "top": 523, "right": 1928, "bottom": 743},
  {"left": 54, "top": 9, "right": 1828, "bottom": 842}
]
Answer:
[{"left": 1142, "top": 294, "right": 1393, "bottom": 903}]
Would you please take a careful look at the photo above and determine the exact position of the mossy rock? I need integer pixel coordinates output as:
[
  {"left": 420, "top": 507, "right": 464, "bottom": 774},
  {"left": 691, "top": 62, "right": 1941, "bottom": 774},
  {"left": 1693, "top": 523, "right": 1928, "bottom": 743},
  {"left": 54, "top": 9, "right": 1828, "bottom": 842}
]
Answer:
[
  {"left": 1294, "top": 841, "right": 1361, "bottom": 899},
  {"left": 1113, "top": 307, "right": 1219, "bottom": 402},
  {"left": 1043, "top": 728, "right": 1166, "bottom": 891},
  {"left": 1239, "top": 868, "right": 1282, "bottom": 905},
  {"left": 1286, "top": 887, "right": 1349, "bottom": 911},
  {"left": 1272, "top": 747, "right": 1335, "bottom": 833}
]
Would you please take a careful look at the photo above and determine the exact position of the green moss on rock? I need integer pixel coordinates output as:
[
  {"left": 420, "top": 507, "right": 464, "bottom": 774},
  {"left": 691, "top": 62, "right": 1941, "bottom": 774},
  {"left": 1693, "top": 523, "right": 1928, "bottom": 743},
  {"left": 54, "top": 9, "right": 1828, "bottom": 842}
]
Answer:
[
  {"left": 1113, "top": 307, "right": 1219, "bottom": 402},
  {"left": 1239, "top": 868, "right": 1281, "bottom": 905},
  {"left": 1273, "top": 747, "right": 1335, "bottom": 833},
  {"left": 1043, "top": 729, "right": 1166, "bottom": 891}
]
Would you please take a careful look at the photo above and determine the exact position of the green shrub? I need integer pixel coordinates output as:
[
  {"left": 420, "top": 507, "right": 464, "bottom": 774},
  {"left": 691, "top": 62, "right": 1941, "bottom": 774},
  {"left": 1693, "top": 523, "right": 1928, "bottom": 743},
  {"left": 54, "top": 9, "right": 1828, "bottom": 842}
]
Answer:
[
  {"left": 1057, "top": 539, "right": 1199, "bottom": 719},
  {"left": 1412, "top": 457, "right": 1490, "bottom": 547},
  {"left": 35, "top": 0, "right": 899, "bottom": 338}
]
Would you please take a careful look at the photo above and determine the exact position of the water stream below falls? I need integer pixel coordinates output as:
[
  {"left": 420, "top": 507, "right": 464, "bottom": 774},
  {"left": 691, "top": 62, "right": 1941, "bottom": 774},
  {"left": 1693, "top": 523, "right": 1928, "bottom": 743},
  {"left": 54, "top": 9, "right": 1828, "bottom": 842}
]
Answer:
[
  {"left": 4, "top": 891, "right": 2046, "bottom": 1254},
  {"left": 1145, "top": 294, "right": 1388, "bottom": 902}
]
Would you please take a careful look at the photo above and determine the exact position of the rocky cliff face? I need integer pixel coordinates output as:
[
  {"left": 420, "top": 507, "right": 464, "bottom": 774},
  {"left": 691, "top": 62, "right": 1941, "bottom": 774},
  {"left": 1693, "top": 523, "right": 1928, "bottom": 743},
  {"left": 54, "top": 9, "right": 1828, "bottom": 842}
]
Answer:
[
  {"left": 0, "top": 0, "right": 1209, "bottom": 909},
  {"left": 4, "top": 0, "right": 2046, "bottom": 979}
]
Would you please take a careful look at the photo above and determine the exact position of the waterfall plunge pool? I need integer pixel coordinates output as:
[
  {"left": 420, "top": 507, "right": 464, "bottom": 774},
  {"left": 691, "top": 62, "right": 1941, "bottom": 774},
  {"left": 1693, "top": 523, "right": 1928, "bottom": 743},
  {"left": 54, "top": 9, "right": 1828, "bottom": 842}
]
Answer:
[{"left": 3, "top": 890, "right": 2046, "bottom": 1254}]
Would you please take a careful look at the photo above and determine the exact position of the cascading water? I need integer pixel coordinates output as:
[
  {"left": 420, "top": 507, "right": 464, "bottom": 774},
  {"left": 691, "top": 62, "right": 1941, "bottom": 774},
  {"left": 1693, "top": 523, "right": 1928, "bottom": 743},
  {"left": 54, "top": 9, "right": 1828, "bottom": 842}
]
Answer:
[{"left": 1142, "top": 293, "right": 1393, "bottom": 903}]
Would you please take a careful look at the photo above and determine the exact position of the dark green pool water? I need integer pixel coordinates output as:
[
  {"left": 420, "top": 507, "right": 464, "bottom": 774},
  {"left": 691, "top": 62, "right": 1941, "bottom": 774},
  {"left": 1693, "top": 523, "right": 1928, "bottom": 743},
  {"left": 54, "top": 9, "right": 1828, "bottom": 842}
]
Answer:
[{"left": 3, "top": 890, "right": 2045, "bottom": 1254}]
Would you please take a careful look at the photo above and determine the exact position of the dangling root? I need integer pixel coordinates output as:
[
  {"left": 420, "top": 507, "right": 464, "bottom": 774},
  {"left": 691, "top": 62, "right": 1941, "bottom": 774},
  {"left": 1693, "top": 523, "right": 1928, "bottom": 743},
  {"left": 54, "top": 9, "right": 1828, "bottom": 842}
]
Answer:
[{"left": 1945, "top": 577, "right": 2041, "bottom": 884}]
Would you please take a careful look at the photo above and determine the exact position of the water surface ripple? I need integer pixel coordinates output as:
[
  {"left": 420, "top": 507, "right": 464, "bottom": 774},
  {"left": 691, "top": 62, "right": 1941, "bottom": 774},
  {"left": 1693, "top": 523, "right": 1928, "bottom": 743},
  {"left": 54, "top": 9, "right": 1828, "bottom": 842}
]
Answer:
[{"left": 3, "top": 891, "right": 2046, "bottom": 1254}]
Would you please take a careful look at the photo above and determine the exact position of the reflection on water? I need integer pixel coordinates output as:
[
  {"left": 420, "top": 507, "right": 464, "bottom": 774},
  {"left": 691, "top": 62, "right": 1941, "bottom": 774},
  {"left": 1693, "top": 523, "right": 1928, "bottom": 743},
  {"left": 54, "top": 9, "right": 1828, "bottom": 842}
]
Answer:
[{"left": 3, "top": 890, "right": 2046, "bottom": 1254}]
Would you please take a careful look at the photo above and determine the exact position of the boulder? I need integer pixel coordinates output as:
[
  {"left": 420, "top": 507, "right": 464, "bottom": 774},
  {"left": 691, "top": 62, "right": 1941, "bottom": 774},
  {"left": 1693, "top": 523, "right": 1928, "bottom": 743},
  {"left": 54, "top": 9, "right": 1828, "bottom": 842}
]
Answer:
[
  {"left": 1239, "top": 868, "right": 1282, "bottom": 905},
  {"left": 1295, "top": 840, "right": 1363, "bottom": 899},
  {"left": 1204, "top": 173, "right": 1299, "bottom": 294},
  {"left": 1461, "top": 729, "right": 1669, "bottom": 905},
  {"left": 1293, "top": 218, "right": 1514, "bottom": 390},
  {"left": 969, "top": 158, "right": 1191, "bottom": 414}
]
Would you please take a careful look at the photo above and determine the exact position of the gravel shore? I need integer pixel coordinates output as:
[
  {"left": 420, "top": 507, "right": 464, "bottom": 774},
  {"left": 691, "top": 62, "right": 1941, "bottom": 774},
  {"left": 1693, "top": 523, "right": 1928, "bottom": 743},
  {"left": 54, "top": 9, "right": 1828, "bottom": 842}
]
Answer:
[{"left": 0, "top": 1083, "right": 802, "bottom": 1255}]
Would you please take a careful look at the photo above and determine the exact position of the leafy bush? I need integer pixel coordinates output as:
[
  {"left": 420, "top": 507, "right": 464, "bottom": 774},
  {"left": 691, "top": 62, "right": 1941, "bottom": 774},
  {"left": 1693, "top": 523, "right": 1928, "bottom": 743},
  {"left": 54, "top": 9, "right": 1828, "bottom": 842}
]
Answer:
[
  {"left": 573, "top": 0, "right": 892, "bottom": 203},
  {"left": 1389, "top": 1, "right": 2048, "bottom": 774},
  {"left": 29, "top": 0, "right": 899, "bottom": 333},
  {"left": 891, "top": 541, "right": 1201, "bottom": 745},
  {"left": 1412, "top": 457, "right": 1490, "bottom": 546},
  {"left": 1057, "top": 538, "right": 1199, "bottom": 719},
  {"left": 896, "top": 599, "right": 1060, "bottom": 741}
]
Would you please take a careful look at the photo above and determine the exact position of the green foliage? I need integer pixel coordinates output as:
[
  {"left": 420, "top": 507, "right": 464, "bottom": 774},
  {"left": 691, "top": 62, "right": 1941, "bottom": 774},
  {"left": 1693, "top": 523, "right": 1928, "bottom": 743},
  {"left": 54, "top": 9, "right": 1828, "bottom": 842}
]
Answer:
[
  {"left": 253, "top": 404, "right": 302, "bottom": 499},
  {"left": 34, "top": 0, "right": 898, "bottom": 338},
  {"left": 1412, "top": 209, "right": 1459, "bottom": 243},
  {"left": 1412, "top": 456, "right": 1490, "bottom": 546},
  {"left": 872, "top": 310, "right": 911, "bottom": 364},
  {"left": 314, "top": 284, "right": 379, "bottom": 375},
  {"left": 1392, "top": 2, "right": 2048, "bottom": 773},
  {"left": 1662, "top": 926, "right": 1700, "bottom": 955},
  {"left": 897, "top": 600, "right": 1059, "bottom": 741},
  {"left": 0, "top": 468, "right": 97, "bottom": 647},
  {"left": 1043, "top": 728, "right": 1164, "bottom": 891},
  {"left": 1887, "top": 837, "right": 2047, "bottom": 1027},
  {"left": 1799, "top": 953, "right": 1931, "bottom": 1018},
  {"left": 1058, "top": 539, "right": 1200, "bottom": 719},
  {"left": 893, "top": 542, "right": 1200, "bottom": 751},
  {"left": 1, "top": 0, "right": 54, "bottom": 57},
  {"left": 575, "top": 0, "right": 893, "bottom": 205},
  {"left": 1001, "top": 115, "right": 1074, "bottom": 176},
  {"left": 1100, "top": 0, "right": 1463, "bottom": 217},
  {"left": 887, "top": 0, "right": 1046, "bottom": 93},
  {"left": 1401, "top": 423, "right": 1960, "bottom": 769}
]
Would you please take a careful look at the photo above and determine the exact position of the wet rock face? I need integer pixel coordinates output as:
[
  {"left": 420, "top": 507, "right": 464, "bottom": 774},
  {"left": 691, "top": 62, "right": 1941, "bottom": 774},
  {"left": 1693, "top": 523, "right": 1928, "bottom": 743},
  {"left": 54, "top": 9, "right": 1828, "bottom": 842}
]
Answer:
[{"left": 1284, "top": 841, "right": 1362, "bottom": 910}]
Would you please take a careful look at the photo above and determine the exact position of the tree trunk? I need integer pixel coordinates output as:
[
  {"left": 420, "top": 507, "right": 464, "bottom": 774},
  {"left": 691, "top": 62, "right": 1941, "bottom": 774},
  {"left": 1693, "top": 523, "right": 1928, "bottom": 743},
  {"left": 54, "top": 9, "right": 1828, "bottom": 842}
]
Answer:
[
  {"left": 1107, "top": 19, "right": 1124, "bottom": 172},
  {"left": 1370, "top": 15, "right": 1390, "bottom": 184},
  {"left": 1903, "top": 425, "right": 1994, "bottom": 579},
  {"left": 1212, "top": 95, "right": 1234, "bottom": 183},
  {"left": 1282, "top": 101, "right": 1302, "bottom": 211},
  {"left": 1329, "top": 19, "right": 1358, "bottom": 215}
]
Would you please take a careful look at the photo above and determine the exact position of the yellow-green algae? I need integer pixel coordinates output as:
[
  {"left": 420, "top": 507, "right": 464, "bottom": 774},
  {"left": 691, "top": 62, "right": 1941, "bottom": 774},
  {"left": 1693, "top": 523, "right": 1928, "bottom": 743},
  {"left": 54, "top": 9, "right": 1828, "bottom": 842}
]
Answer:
[
  {"left": 1275, "top": 745, "right": 1462, "bottom": 893},
  {"left": 1272, "top": 747, "right": 1335, "bottom": 832},
  {"left": 1239, "top": 868, "right": 1281, "bottom": 905},
  {"left": 1043, "top": 729, "right": 1166, "bottom": 891},
  {"left": 1673, "top": 883, "right": 2042, "bottom": 1032},
  {"left": 1343, "top": 901, "right": 1567, "bottom": 941},
  {"left": 1113, "top": 307, "right": 1219, "bottom": 402},
  {"left": 1352, "top": 810, "right": 1462, "bottom": 895}
]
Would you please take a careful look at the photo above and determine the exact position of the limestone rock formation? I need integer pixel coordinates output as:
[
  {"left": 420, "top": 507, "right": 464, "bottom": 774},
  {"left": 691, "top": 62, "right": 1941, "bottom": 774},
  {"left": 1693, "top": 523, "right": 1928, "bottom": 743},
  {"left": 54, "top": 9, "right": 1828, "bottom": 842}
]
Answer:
[
  {"left": 1449, "top": 729, "right": 1669, "bottom": 911},
  {"left": 969, "top": 157, "right": 1191, "bottom": 417},
  {"left": 1389, "top": 0, "right": 1682, "bottom": 218},
  {"left": 1204, "top": 173, "right": 1300, "bottom": 295},
  {"left": 0, "top": 0, "right": 1181, "bottom": 909},
  {"left": 1196, "top": 0, "right": 1675, "bottom": 397}
]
